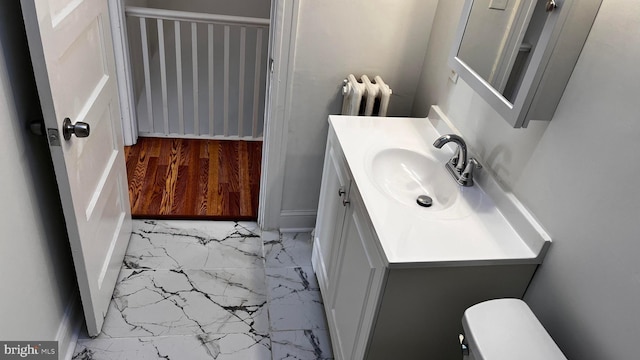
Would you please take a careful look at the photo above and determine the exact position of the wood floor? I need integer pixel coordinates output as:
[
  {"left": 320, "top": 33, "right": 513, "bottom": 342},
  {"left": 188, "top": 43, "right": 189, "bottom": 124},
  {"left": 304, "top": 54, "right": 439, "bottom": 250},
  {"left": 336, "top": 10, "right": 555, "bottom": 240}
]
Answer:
[{"left": 124, "top": 137, "right": 262, "bottom": 220}]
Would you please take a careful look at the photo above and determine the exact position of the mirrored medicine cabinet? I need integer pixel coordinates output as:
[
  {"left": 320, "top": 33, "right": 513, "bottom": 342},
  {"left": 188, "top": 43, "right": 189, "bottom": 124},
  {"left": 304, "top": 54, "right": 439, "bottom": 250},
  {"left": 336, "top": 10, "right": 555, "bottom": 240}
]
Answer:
[{"left": 449, "top": 0, "right": 602, "bottom": 128}]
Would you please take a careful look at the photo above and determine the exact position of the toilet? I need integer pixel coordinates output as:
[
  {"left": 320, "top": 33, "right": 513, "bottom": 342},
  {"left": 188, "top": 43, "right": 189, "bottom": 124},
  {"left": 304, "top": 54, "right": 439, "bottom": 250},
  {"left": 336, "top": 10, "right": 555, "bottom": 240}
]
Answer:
[{"left": 461, "top": 298, "right": 567, "bottom": 360}]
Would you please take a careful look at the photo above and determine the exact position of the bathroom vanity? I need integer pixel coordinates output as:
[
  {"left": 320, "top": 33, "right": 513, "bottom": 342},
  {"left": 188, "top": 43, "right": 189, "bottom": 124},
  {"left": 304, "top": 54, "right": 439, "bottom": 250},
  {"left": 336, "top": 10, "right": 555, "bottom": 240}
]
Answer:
[{"left": 312, "top": 110, "right": 551, "bottom": 359}]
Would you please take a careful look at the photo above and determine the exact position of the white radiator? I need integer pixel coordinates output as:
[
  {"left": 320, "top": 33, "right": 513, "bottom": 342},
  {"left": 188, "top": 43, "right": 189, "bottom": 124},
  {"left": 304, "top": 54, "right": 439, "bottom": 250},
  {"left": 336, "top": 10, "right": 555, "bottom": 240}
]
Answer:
[{"left": 341, "top": 74, "right": 392, "bottom": 116}]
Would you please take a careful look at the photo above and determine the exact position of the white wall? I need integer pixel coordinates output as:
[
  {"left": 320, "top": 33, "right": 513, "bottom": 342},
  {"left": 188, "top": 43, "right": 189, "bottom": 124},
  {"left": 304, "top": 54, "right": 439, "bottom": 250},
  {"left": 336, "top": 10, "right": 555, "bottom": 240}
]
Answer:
[
  {"left": 413, "top": 0, "right": 640, "bottom": 358},
  {"left": 146, "top": 0, "right": 270, "bottom": 18},
  {"left": 279, "top": 0, "right": 438, "bottom": 227},
  {"left": 0, "top": 0, "right": 76, "bottom": 353},
  {"left": 413, "top": 0, "right": 549, "bottom": 187}
]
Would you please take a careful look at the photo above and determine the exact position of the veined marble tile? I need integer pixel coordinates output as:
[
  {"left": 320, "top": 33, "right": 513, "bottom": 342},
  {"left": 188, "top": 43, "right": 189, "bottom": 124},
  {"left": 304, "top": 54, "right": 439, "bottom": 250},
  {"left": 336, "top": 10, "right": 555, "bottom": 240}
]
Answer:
[
  {"left": 271, "top": 330, "right": 334, "bottom": 360},
  {"left": 98, "top": 269, "right": 268, "bottom": 338},
  {"left": 260, "top": 230, "right": 279, "bottom": 243},
  {"left": 266, "top": 266, "right": 328, "bottom": 331},
  {"left": 73, "top": 333, "right": 271, "bottom": 360},
  {"left": 265, "top": 266, "right": 320, "bottom": 300},
  {"left": 264, "top": 232, "right": 313, "bottom": 268},
  {"left": 124, "top": 220, "right": 263, "bottom": 270}
]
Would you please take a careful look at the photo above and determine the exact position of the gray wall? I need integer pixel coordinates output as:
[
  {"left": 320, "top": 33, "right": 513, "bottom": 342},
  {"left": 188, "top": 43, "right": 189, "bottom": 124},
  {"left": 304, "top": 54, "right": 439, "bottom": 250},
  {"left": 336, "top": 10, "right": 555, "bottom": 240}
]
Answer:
[
  {"left": 124, "top": 0, "right": 269, "bottom": 137},
  {"left": 413, "top": 0, "right": 640, "bottom": 358},
  {"left": 124, "top": 0, "right": 150, "bottom": 100},
  {"left": 0, "top": 0, "right": 76, "bottom": 352},
  {"left": 279, "top": 0, "right": 439, "bottom": 227}
]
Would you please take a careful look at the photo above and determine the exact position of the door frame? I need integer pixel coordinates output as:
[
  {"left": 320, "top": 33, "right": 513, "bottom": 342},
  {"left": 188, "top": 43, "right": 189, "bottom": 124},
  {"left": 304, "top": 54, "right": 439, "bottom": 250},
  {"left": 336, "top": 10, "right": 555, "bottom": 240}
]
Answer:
[
  {"left": 109, "top": 0, "right": 137, "bottom": 146},
  {"left": 107, "top": 0, "right": 300, "bottom": 230},
  {"left": 257, "top": 0, "right": 299, "bottom": 230}
]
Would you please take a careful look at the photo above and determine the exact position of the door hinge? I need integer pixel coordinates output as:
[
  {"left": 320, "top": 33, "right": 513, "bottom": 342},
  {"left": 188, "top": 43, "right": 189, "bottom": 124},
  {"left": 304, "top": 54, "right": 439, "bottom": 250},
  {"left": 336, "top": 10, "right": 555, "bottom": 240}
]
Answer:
[
  {"left": 47, "top": 128, "right": 61, "bottom": 146},
  {"left": 29, "top": 119, "right": 45, "bottom": 136}
]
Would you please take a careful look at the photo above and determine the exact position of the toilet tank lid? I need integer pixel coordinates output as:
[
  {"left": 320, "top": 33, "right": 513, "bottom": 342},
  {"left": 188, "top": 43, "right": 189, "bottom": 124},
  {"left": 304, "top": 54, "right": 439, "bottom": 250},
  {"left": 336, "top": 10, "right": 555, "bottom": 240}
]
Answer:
[{"left": 462, "top": 299, "right": 567, "bottom": 360}]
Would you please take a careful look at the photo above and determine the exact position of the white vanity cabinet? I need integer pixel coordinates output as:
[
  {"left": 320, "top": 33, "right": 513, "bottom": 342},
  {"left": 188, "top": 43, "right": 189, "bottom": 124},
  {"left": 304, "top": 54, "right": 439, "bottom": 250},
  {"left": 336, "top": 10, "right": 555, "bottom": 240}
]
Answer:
[
  {"left": 313, "top": 126, "right": 387, "bottom": 360},
  {"left": 325, "top": 186, "right": 386, "bottom": 360},
  {"left": 313, "top": 118, "right": 545, "bottom": 359},
  {"left": 312, "top": 126, "right": 352, "bottom": 298}
]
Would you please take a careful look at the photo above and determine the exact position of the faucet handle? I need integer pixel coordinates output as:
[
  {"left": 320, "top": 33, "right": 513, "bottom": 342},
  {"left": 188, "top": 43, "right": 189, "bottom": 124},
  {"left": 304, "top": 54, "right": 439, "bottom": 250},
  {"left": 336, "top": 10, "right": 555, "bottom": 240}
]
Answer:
[
  {"left": 450, "top": 147, "right": 460, "bottom": 167},
  {"left": 460, "top": 158, "right": 482, "bottom": 186},
  {"left": 469, "top": 158, "right": 482, "bottom": 169}
]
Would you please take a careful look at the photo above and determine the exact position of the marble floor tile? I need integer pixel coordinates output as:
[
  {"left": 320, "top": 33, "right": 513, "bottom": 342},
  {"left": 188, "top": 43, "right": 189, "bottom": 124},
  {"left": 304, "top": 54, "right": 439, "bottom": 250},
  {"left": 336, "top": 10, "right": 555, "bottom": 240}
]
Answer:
[
  {"left": 271, "top": 330, "right": 333, "bottom": 360},
  {"left": 73, "top": 333, "right": 271, "bottom": 360},
  {"left": 265, "top": 266, "right": 320, "bottom": 300},
  {"left": 264, "top": 232, "right": 313, "bottom": 268},
  {"left": 266, "top": 266, "right": 328, "bottom": 331},
  {"left": 261, "top": 230, "right": 279, "bottom": 243},
  {"left": 99, "top": 268, "right": 269, "bottom": 338},
  {"left": 124, "top": 220, "right": 263, "bottom": 270},
  {"left": 75, "top": 226, "right": 336, "bottom": 359}
]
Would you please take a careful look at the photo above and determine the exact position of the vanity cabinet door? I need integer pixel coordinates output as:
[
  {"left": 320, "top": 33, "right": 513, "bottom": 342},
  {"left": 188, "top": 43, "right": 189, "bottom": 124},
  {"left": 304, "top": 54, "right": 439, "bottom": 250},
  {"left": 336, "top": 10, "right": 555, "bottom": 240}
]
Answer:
[
  {"left": 329, "top": 188, "right": 386, "bottom": 360},
  {"left": 313, "top": 130, "right": 351, "bottom": 297}
]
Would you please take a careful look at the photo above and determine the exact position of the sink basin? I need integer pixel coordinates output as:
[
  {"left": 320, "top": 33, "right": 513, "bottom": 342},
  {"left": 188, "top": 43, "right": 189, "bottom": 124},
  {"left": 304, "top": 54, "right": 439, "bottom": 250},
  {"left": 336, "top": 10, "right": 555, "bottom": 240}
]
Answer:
[
  {"left": 368, "top": 148, "right": 459, "bottom": 211},
  {"left": 329, "top": 115, "right": 551, "bottom": 265},
  {"left": 330, "top": 115, "right": 550, "bottom": 264}
]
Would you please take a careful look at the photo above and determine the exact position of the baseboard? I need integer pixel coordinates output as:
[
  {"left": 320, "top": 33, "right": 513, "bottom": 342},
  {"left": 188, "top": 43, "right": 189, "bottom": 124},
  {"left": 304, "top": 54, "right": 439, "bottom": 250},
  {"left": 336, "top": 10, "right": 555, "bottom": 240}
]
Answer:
[
  {"left": 280, "top": 227, "right": 315, "bottom": 233},
  {"left": 55, "top": 293, "right": 83, "bottom": 360},
  {"left": 279, "top": 210, "right": 316, "bottom": 232}
]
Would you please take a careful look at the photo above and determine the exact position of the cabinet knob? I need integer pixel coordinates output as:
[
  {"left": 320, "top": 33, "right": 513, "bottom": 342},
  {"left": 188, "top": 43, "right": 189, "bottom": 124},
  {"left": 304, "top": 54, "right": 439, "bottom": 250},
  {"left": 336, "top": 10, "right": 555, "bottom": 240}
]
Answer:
[{"left": 338, "top": 187, "right": 346, "bottom": 197}]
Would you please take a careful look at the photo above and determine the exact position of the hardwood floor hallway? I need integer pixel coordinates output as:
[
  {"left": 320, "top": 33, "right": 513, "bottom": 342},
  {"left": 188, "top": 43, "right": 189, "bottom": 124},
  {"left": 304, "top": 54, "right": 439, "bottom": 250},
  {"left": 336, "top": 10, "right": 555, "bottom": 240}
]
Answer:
[{"left": 124, "top": 137, "right": 262, "bottom": 220}]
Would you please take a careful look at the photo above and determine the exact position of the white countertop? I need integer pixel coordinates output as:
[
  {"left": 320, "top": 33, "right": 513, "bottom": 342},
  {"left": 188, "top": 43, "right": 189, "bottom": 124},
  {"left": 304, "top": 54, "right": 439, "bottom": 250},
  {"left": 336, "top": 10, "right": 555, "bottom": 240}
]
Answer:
[{"left": 329, "top": 114, "right": 550, "bottom": 267}]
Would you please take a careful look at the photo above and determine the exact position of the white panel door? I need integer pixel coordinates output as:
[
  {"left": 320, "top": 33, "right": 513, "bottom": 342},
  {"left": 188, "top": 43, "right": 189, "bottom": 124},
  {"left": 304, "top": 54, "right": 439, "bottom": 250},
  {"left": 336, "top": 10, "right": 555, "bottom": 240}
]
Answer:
[
  {"left": 21, "top": 0, "right": 132, "bottom": 336},
  {"left": 313, "top": 134, "right": 350, "bottom": 298},
  {"left": 329, "top": 191, "right": 385, "bottom": 360}
]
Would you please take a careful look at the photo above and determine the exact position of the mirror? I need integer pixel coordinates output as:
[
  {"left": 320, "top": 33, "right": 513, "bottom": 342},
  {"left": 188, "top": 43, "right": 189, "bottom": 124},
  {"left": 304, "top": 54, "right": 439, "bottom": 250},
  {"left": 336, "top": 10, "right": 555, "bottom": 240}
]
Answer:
[
  {"left": 449, "top": 0, "right": 602, "bottom": 128},
  {"left": 457, "top": 0, "right": 548, "bottom": 102}
]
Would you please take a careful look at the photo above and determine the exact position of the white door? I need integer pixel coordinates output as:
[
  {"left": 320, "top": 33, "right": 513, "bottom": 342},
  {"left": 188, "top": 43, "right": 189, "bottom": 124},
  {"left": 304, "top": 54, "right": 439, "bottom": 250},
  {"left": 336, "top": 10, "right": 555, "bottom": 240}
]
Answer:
[
  {"left": 21, "top": 0, "right": 132, "bottom": 336},
  {"left": 313, "top": 135, "right": 350, "bottom": 298},
  {"left": 329, "top": 189, "right": 385, "bottom": 360}
]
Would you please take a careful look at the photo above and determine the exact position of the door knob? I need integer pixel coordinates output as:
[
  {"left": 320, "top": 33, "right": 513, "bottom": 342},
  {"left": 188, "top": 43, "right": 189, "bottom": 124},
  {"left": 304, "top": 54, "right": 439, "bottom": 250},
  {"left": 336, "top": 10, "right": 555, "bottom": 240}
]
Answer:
[{"left": 62, "top": 117, "right": 90, "bottom": 140}]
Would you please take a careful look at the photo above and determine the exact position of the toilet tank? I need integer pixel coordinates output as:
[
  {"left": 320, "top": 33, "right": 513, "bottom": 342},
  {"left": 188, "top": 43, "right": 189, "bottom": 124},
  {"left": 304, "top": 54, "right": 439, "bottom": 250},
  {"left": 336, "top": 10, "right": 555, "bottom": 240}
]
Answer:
[{"left": 462, "top": 299, "right": 567, "bottom": 360}]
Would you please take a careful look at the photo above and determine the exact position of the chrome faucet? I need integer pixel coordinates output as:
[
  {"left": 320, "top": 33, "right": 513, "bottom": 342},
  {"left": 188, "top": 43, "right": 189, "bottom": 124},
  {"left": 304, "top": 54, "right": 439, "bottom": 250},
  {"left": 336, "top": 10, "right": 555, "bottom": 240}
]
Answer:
[{"left": 433, "top": 134, "right": 482, "bottom": 186}]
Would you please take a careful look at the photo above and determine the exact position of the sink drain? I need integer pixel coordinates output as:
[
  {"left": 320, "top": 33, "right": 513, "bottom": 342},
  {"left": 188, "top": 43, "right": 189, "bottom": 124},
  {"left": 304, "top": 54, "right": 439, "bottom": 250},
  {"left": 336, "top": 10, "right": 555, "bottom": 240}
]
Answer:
[{"left": 416, "top": 195, "right": 433, "bottom": 208}]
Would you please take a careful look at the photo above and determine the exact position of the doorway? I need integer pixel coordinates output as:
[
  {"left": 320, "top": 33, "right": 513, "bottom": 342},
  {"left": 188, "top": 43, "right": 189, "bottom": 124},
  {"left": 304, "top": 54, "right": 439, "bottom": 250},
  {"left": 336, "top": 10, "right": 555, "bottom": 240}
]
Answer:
[
  {"left": 124, "top": 137, "right": 262, "bottom": 219},
  {"left": 115, "top": 1, "right": 269, "bottom": 220}
]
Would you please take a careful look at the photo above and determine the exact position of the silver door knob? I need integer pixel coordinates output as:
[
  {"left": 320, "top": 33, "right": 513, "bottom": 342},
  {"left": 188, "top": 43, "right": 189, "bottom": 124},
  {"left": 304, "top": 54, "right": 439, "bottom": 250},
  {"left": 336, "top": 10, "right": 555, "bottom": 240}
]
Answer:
[{"left": 62, "top": 117, "right": 90, "bottom": 140}]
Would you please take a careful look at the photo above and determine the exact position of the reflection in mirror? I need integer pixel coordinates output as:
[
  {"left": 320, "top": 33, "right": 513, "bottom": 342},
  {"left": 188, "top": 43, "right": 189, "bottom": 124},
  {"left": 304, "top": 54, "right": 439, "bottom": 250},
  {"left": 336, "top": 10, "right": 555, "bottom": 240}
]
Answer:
[
  {"left": 450, "top": 0, "right": 602, "bottom": 127},
  {"left": 457, "top": 0, "right": 549, "bottom": 102}
]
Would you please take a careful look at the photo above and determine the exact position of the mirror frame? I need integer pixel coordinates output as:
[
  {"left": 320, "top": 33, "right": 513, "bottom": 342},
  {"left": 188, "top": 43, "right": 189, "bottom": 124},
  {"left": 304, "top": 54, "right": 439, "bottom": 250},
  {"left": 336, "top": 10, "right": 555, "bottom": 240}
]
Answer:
[{"left": 449, "top": 0, "right": 566, "bottom": 128}]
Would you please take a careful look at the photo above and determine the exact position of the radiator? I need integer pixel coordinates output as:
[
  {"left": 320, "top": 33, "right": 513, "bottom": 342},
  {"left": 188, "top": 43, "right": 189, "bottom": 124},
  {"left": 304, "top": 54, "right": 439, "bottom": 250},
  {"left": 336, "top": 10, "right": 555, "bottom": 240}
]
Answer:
[{"left": 341, "top": 74, "right": 392, "bottom": 116}]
